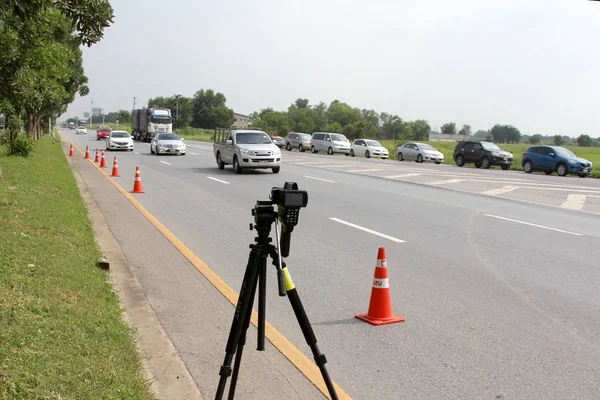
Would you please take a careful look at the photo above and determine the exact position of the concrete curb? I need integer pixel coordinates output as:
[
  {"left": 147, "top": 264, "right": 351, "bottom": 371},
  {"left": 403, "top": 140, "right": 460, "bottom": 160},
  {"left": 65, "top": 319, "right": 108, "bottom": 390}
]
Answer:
[{"left": 64, "top": 139, "right": 204, "bottom": 400}]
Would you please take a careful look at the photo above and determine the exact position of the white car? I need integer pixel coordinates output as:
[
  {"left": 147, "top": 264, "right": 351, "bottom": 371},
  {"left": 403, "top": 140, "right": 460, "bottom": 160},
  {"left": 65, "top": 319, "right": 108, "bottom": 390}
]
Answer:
[
  {"left": 151, "top": 132, "right": 186, "bottom": 156},
  {"left": 395, "top": 142, "right": 444, "bottom": 164},
  {"left": 350, "top": 139, "right": 389, "bottom": 159},
  {"left": 106, "top": 130, "right": 134, "bottom": 151},
  {"left": 76, "top": 125, "right": 87, "bottom": 135}
]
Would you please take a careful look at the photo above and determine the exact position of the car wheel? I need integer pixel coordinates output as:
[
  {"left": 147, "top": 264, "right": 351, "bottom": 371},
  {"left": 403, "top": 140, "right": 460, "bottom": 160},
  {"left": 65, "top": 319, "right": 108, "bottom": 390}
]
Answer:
[
  {"left": 578, "top": 173, "right": 586, "bottom": 178},
  {"left": 150, "top": 146, "right": 154, "bottom": 154},
  {"left": 397, "top": 152, "right": 403, "bottom": 161},
  {"left": 233, "top": 156, "right": 243, "bottom": 174},
  {"left": 481, "top": 157, "right": 491, "bottom": 169},
  {"left": 475, "top": 162, "right": 481, "bottom": 168},
  {"left": 286, "top": 143, "right": 291, "bottom": 151},
  {"left": 524, "top": 161, "right": 533, "bottom": 173},
  {"left": 365, "top": 150, "right": 370, "bottom": 158},
  {"left": 501, "top": 164, "right": 510, "bottom": 171},
  {"left": 416, "top": 154, "right": 423, "bottom": 163},
  {"left": 557, "top": 163, "right": 568, "bottom": 177},
  {"left": 299, "top": 144, "right": 305, "bottom": 152},
  {"left": 455, "top": 154, "right": 464, "bottom": 167},
  {"left": 327, "top": 147, "right": 333, "bottom": 155},
  {"left": 272, "top": 167, "right": 280, "bottom": 174},
  {"left": 435, "top": 161, "right": 441, "bottom": 164},
  {"left": 544, "top": 170, "right": 552, "bottom": 175},
  {"left": 382, "top": 157, "right": 387, "bottom": 160},
  {"left": 311, "top": 145, "right": 317, "bottom": 153},
  {"left": 350, "top": 149, "right": 355, "bottom": 157},
  {"left": 217, "top": 153, "right": 225, "bottom": 169}
]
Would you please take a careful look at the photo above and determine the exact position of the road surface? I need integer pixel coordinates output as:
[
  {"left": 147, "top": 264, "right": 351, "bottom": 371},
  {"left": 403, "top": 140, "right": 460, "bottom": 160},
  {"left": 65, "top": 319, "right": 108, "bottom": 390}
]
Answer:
[{"left": 65, "top": 130, "right": 600, "bottom": 400}]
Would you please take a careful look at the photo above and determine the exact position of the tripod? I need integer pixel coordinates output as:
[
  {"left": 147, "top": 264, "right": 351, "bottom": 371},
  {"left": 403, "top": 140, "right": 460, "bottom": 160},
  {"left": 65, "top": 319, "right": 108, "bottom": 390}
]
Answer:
[{"left": 215, "top": 201, "right": 338, "bottom": 400}]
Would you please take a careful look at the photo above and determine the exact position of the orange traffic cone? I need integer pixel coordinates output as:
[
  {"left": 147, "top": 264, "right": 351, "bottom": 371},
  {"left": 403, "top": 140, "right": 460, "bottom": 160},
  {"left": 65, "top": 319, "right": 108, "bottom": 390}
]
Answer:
[
  {"left": 131, "top": 166, "right": 144, "bottom": 193},
  {"left": 110, "top": 156, "right": 120, "bottom": 177},
  {"left": 69, "top": 144, "right": 74, "bottom": 156},
  {"left": 355, "top": 247, "right": 405, "bottom": 326},
  {"left": 84, "top": 146, "right": 90, "bottom": 159},
  {"left": 99, "top": 150, "right": 107, "bottom": 168},
  {"left": 94, "top": 148, "right": 100, "bottom": 163}
]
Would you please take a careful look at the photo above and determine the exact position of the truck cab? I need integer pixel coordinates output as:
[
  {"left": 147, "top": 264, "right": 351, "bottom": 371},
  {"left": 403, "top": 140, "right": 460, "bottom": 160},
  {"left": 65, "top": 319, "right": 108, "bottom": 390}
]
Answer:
[{"left": 213, "top": 128, "right": 281, "bottom": 174}]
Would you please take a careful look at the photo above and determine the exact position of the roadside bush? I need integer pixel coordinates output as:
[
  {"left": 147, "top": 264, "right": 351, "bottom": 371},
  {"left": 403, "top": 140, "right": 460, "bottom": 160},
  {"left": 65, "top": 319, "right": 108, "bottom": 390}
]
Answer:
[{"left": 0, "top": 116, "right": 36, "bottom": 157}]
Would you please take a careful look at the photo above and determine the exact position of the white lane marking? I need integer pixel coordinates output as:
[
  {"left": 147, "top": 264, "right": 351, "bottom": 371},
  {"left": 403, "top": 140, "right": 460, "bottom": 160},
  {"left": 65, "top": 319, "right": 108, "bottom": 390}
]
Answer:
[
  {"left": 483, "top": 214, "right": 583, "bottom": 236},
  {"left": 482, "top": 185, "right": 519, "bottom": 196},
  {"left": 190, "top": 152, "right": 199, "bottom": 155},
  {"left": 329, "top": 218, "right": 405, "bottom": 243},
  {"left": 384, "top": 173, "right": 422, "bottom": 179},
  {"left": 207, "top": 176, "right": 230, "bottom": 184},
  {"left": 293, "top": 161, "right": 329, "bottom": 165},
  {"left": 135, "top": 152, "right": 140, "bottom": 155},
  {"left": 428, "top": 178, "right": 464, "bottom": 186},
  {"left": 561, "top": 194, "right": 587, "bottom": 210},
  {"left": 160, "top": 161, "right": 172, "bottom": 166},
  {"left": 303, "top": 176, "right": 335, "bottom": 183},
  {"left": 346, "top": 168, "right": 385, "bottom": 173}
]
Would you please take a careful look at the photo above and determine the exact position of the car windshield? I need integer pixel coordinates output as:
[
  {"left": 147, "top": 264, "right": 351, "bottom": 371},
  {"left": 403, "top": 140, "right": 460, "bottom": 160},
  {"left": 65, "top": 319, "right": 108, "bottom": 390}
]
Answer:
[
  {"left": 158, "top": 133, "right": 180, "bottom": 141},
  {"left": 299, "top": 134, "right": 311, "bottom": 140},
  {"left": 481, "top": 142, "right": 501, "bottom": 151},
  {"left": 554, "top": 147, "right": 576, "bottom": 158},
  {"left": 151, "top": 115, "right": 172, "bottom": 124},
  {"left": 111, "top": 132, "right": 129, "bottom": 138},
  {"left": 366, "top": 140, "right": 382, "bottom": 147},
  {"left": 419, "top": 144, "right": 435, "bottom": 151},
  {"left": 236, "top": 132, "right": 272, "bottom": 144},
  {"left": 331, "top": 134, "right": 348, "bottom": 142},
  {"left": 78, "top": 126, "right": 85, "bottom": 129}
]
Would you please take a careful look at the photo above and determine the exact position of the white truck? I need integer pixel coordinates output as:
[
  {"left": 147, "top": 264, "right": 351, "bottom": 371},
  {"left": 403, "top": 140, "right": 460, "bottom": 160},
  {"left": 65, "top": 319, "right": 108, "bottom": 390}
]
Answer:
[
  {"left": 213, "top": 128, "right": 281, "bottom": 174},
  {"left": 131, "top": 107, "right": 172, "bottom": 142}
]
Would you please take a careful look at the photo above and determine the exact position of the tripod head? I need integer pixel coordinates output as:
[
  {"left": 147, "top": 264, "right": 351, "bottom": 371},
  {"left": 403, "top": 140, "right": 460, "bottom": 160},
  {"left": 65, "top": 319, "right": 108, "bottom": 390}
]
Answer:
[{"left": 251, "top": 182, "right": 308, "bottom": 258}]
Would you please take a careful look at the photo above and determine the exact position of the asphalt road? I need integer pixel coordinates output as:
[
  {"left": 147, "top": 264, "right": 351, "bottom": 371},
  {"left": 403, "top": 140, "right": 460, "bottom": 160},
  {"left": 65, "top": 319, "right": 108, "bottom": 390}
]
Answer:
[{"left": 65, "top": 130, "right": 600, "bottom": 400}]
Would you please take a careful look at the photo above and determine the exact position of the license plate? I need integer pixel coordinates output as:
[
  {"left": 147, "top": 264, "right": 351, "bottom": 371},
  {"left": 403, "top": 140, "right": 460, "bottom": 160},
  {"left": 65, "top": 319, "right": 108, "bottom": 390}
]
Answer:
[
  {"left": 259, "top": 161, "right": 268, "bottom": 166},
  {"left": 583, "top": 168, "right": 589, "bottom": 173}
]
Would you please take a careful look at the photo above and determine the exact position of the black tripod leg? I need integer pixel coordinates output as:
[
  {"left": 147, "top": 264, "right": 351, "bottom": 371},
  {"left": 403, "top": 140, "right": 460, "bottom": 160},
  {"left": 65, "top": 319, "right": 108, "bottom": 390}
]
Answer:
[
  {"left": 282, "top": 266, "right": 339, "bottom": 400},
  {"left": 257, "top": 254, "right": 267, "bottom": 351},
  {"left": 215, "top": 249, "right": 261, "bottom": 400}
]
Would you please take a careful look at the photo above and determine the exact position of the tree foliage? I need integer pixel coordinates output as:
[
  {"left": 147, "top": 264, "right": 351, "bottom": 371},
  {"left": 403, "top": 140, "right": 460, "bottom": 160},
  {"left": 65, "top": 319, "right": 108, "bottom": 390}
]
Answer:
[
  {"left": 530, "top": 134, "right": 542, "bottom": 144},
  {"left": 577, "top": 134, "right": 593, "bottom": 147},
  {"left": 191, "top": 89, "right": 234, "bottom": 129},
  {"left": 441, "top": 122, "right": 457, "bottom": 135},
  {"left": 459, "top": 124, "right": 472, "bottom": 136},
  {"left": 490, "top": 124, "right": 521, "bottom": 144},
  {"left": 553, "top": 135, "right": 564, "bottom": 145}
]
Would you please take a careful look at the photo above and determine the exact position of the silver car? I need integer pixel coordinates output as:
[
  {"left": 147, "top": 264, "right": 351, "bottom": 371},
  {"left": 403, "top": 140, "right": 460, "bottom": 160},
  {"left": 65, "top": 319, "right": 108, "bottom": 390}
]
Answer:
[
  {"left": 285, "top": 132, "right": 311, "bottom": 152},
  {"left": 151, "top": 132, "right": 186, "bottom": 155},
  {"left": 396, "top": 142, "right": 444, "bottom": 164}
]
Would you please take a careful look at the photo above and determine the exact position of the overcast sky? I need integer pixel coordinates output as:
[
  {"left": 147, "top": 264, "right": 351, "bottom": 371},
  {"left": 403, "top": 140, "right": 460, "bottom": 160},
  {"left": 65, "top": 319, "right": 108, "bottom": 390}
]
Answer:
[{"left": 65, "top": 0, "right": 600, "bottom": 137}]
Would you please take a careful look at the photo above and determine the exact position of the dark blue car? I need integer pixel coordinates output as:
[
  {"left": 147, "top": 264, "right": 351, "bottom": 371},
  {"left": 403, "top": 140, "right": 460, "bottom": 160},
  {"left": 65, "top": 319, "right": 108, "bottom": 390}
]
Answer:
[{"left": 521, "top": 146, "right": 593, "bottom": 177}]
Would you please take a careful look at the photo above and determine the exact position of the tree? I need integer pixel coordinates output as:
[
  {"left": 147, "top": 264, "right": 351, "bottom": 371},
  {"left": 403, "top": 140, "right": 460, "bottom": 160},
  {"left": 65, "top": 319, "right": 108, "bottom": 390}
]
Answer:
[
  {"left": 294, "top": 98, "right": 309, "bottom": 109},
  {"left": 577, "top": 134, "right": 593, "bottom": 147},
  {"left": 380, "top": 113, "right": 405, "bottom": 140},
  {"left": 148, "top": 94, "right": 192, "bottom": 129},
  {"left": 490, "top": 124, "right": 521, "bottom": 143},
  {"left": 325, "top": 100, "right": 360, "bottom": 127},
  {"left": 117, "top": 109, "right": 131, "bottom": 123},
  {"left": 408, "top": 120, "right": 431, "bottom": 141},
  {"left": 530, "top": 134, "right": 542, "bottom": 144},
  {"left": 441, "top": 122, "right": 456, "bottom": 135},
  {"left": 342, "top": 120, "right": 378, "bottom": 140},
  {"left": 191, "top": 89, "right": 234, "bottom": 129},
  {"left": 553, "top": 135, "right": 564, "bottom": 145},
  {"left": 458, "top": 124, "right": 471, "bottom": 136}
]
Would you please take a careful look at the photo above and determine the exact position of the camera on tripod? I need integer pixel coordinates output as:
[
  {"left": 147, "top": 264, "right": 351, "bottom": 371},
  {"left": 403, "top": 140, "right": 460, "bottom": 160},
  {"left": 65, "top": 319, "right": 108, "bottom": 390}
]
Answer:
[{"left": 269, "top": 182, "right": 308, "bottom": 258}]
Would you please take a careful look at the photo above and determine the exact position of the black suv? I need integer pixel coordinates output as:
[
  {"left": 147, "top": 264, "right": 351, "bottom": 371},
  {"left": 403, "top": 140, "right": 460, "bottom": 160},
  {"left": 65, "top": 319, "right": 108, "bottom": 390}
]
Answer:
[{"left": 453, "top": 140, "right": 514, "bottom": 170}]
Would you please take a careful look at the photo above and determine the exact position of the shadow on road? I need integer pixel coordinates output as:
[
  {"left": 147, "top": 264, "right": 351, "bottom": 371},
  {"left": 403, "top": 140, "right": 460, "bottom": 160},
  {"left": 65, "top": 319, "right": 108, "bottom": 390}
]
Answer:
[{"left": 312, "top": 318, "right": 363, "bottom": 326}]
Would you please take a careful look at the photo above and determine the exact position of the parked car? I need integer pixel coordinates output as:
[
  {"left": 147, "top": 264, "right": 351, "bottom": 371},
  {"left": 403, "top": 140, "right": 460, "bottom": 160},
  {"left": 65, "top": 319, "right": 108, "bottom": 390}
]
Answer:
[
  {"left": 285, "top": 132, "right": 312, "bottom": 152},
  {"left": 350, "top": 139, "right": 389, "bottom": 159},
  {"left": 213, "top": 128, "right": 280, "bottom": 173},
  {"left": 453, "top": 140, "right": 513, "bottom": 170},
  {"left": 522, "top": 145, "right": 593, "bottom": 177},
  {"left": 396, "top": 142, "right": 444, "bottom": 164},
  {"left": 310, "top": 132, "right": 351, "bottom": 155},
  {"left": 106, "top": 130, "right": 134, "bottom": 151},
  {"left": 151, "top": 132, "right": 186, "bottom": 156},
  {"left": 96, "top": 125, "right": 111, "bottom": 140},
  {"left": 271, "top": 135, "right": 286, "bottom": 148},
  {"left": 76, "top": 125, "right": 87, "bottom": 135}
]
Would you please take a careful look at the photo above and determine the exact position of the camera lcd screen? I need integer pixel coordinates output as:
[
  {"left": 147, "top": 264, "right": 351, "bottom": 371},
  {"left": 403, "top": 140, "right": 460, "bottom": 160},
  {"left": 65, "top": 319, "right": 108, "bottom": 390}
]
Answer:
[{"left": 284, "top": 192, "right": 305, "bottom": 207}]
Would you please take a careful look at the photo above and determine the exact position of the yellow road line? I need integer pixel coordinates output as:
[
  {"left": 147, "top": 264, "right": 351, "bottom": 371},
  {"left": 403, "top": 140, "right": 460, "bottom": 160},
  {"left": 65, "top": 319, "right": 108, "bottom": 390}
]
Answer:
[{"left": 62, "top": 135, "right": 351, "bottom": 400}]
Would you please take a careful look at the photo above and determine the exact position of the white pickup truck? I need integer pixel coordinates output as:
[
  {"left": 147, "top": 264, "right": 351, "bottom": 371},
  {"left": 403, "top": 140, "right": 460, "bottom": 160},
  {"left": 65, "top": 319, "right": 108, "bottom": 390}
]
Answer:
[{"left": 213, "top": 128, "right": 282, "bottom": 174}]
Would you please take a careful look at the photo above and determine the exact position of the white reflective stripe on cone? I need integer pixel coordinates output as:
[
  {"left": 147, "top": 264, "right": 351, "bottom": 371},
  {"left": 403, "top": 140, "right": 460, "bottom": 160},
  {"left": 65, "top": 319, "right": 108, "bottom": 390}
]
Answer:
[
  {"left": 372, "top": 278, "right": 389, "bottom": 289},
  {"left": 376, "top": 259, "right": 388, "bottom": 268}
]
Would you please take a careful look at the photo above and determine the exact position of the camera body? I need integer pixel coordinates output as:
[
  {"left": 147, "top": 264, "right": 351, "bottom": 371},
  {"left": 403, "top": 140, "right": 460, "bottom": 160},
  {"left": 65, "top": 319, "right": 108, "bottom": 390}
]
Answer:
[{"left": 268, "top": 182, "right": 308, "bottom": 258}]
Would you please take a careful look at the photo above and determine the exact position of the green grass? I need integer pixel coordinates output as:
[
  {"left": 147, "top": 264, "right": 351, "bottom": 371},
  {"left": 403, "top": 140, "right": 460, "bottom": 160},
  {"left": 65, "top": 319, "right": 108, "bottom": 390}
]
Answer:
[{"left": 0, "top": 137, "right": 155, "bottom": 399}]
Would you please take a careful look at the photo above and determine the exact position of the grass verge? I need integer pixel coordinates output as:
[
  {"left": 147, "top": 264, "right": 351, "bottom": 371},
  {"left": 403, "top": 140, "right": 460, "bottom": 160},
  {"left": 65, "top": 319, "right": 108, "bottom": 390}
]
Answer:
[{"left": 0, "top": 136, "right": 155, "bottom": 399}]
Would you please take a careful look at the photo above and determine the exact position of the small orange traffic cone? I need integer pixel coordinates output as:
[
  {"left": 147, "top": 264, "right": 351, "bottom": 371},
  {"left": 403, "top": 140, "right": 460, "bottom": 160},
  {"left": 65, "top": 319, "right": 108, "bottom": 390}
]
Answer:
[
  {"left": 110, "top": 156, "right": 120, "bottom": 177},
  {"left": 84, "top": 146, "right": 90, "bottom": 159},
  {"left": 355, "top": 247, "right": 405, "bottom": 326},
  {"left": 94, "top": 148, "right": 100, "bottom": 162},
  {"left": 69, "top": 144, "right": 74, "bottom": 156},
  {"left": 131, "top": 166, "right": 144, "bottom": 193},
  {"left": 99, "top": 150, "right": 107, "bottom": 168}
]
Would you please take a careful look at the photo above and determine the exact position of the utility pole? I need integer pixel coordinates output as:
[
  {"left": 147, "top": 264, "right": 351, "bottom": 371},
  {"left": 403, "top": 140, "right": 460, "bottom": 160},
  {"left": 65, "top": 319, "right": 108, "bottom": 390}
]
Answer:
[
  {"left": 102, "top": 108, "right": 105, "bottom": 125},
  {"left": 133, "top": 97, "right": 137, "bottom": 111},
  {"left": 90, "top": 100, "right": 93, "bottom": 129},
  {"left": 176, "top": 97, "right": 179, "bottom": 128}
]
